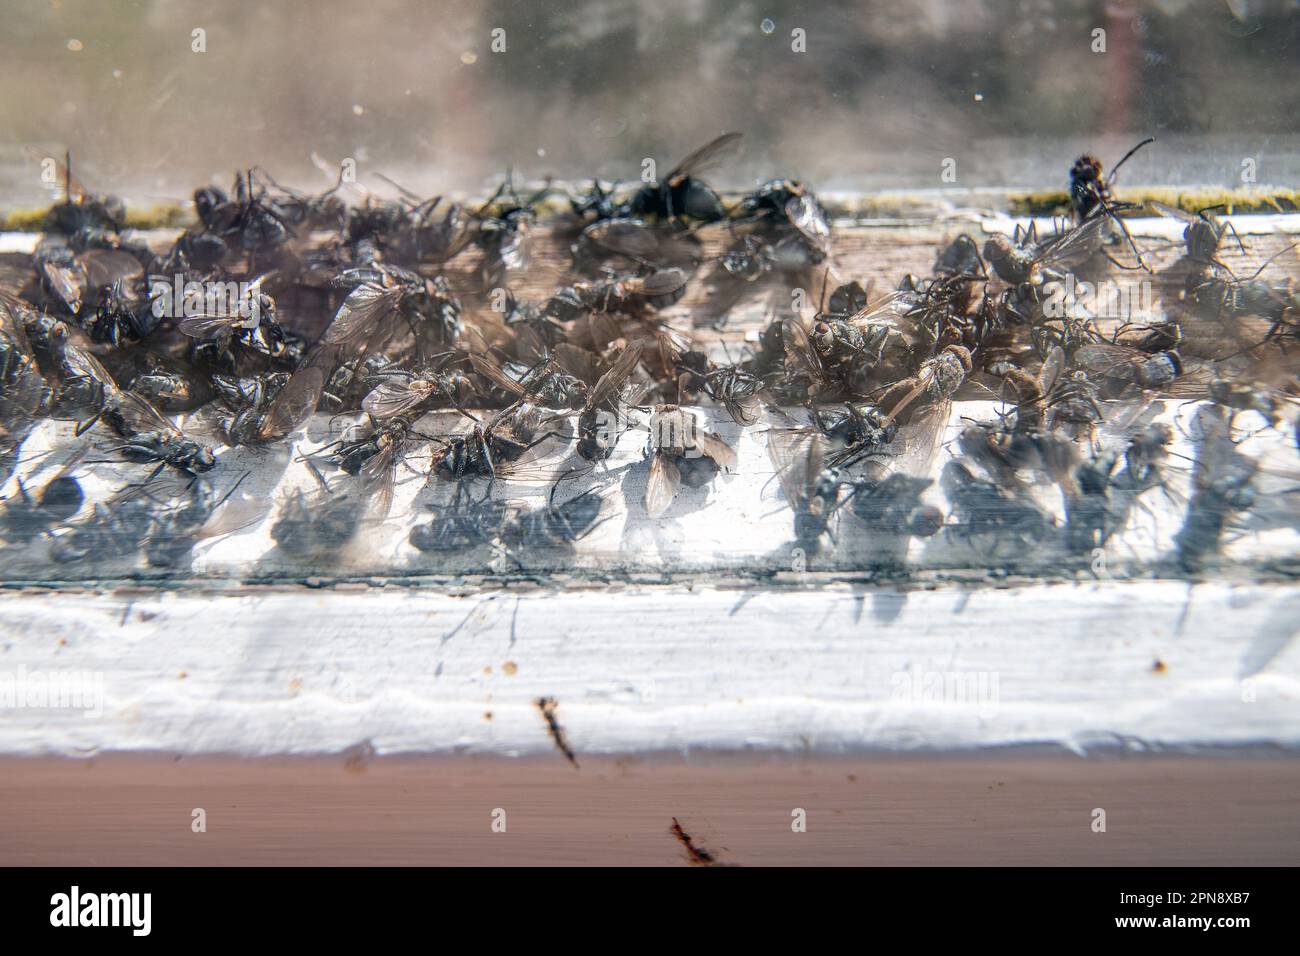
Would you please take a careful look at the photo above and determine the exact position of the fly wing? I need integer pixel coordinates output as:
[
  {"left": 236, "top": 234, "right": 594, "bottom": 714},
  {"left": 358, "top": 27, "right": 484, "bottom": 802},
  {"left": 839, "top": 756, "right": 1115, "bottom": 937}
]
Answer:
[
  {"left": 1148, "top": 199, "right": 1197, "bottom": 225},
  {"left": 694, "top": 429, "right": 737, "bottom": 472},
  {"left": 322, "top": 282, "right": 400, "bottom": 346},
  {"left": 113, "top": 390, "right": 185, "bottom": 437},
  {"left": 720, "top": 386, "right": 763, "bottom": 427},
  {"left": 1037, "top": 214, "right": 1110, "bottom": 270},
  {"left": 781, "top": 317, "right": 823, "bottom": 382},
  {"left": 785, "top": 194, "right": 831, "bottom": 255},
  {"left": 176, "top": 313, "right": 240, "bottom": 338},
  {"left": 361, "top": 379, "right": 432, "bottom": 419},
  {"left": 77, "top": 249, "right": 143, "bottom": 288},
  {"left": 259, "top": 361, "right": 327, "bottom": 439},
  {"left": 1159, "top": 364, "right": 1214, "bottom": 399},
  {"left": 1190, "top": 403, "right": 1256, "bottom": 494},
  {"left": 627, "top": 267, "right": 689, "bottom": 298},
  {"left": 552, "top": 343, "right": 601, "bottom": 386},
  {"left": 665, "top": 132, "right": 743, "bottom": 186},
  {"left": 360, "top": 442, "right": 398, "bottom": 519},
  {"left": 845, "top": 289, "right": 917, "bottom": 324},
  {"left": 469, "top": 353, "right": 528, "bottom": 398},
  {"left": 42, "top": 260, "right": 84, "bottom": 314},
  {"left": 0, "top": 294, "right": 38, "bottom": 360},
  {"left": 61, "top": 344, "right": 119, "bottom": 396},
  {"left": 584, "top": 219, "right": 661, "bottom": 260},
  {"left": 1073, "top": 343, "right": 1147, "bottom": 379},
  {"left": 1037, "top": 345, "right": 1065, "bottom": 396},
  {"left": 644, "top": 452, "right": 681, "bottom": 518},
  {"left": 766, "top": 427, "right": 821, "bottom": 508},
  {"left": 587, "top": 342, "right": 643, "bottom": 410},
  {"left": 893, "top": 400, "right": 950, "bottom": 476}
]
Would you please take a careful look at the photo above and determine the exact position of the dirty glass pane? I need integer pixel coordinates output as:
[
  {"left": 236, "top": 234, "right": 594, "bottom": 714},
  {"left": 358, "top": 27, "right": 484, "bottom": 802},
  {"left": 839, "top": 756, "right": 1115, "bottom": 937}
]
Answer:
[{"left": 0, "top": 0, "right": 1296, "bottom": 587}]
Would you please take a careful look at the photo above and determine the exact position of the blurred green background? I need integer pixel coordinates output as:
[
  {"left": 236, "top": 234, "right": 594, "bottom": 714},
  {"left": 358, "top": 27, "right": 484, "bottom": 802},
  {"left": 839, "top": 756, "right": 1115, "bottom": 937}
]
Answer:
[{"left": 2, "top": 0, "right": 1298, "bottom": 207}]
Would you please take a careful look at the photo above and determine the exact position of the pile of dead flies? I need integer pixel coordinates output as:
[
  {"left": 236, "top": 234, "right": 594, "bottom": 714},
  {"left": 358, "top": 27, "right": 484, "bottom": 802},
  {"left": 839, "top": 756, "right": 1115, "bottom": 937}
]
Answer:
[{"left": 0, "top": 133, "right": 1296, "bottom": 574}]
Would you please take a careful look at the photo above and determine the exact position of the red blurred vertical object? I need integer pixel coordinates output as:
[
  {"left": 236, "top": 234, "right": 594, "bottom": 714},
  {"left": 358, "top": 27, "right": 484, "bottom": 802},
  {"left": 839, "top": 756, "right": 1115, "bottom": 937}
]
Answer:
[{"left": 1102, "top": 2, "right": 1139, "bottom": 136}]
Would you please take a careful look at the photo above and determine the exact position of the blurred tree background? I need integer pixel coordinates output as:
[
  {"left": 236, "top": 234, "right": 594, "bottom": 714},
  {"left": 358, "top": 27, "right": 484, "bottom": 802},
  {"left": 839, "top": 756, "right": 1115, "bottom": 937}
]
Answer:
[{"left": 2, "top": 0, "right": 1298, "bottom": 206}]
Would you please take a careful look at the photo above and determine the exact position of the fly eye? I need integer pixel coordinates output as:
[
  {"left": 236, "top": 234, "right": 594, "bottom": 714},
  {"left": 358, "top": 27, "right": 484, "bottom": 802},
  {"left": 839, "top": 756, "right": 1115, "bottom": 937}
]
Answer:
[{"left": 812, "top": 322, "right": 834, "bottom": 349}]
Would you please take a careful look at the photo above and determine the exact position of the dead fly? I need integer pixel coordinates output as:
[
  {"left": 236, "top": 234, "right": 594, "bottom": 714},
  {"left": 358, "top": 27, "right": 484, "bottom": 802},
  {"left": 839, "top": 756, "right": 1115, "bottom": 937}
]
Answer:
[
  {"left": 249, "top": 167, "right": 348, "bottom": 232},
  {"left": 191, "top": 171, "right": 296, "bottom": 263},
  {"left": 469, "top": 351, "right": 588, "bottom": 411},
  {"left": 940, "top": 460, "right": 1051, "bottom": 546},
  {"left": 791, "top": 287, "right": 932, "bottom": 398},
  {"left": 1067, "top": 420, "right": 1176, "bottom": 555},
  {"left": 140, "top": 472, "right": 257, "bottom": 568},
  {"left": 734, "top": 179, "right": 831, "bottom": 264},
  {"left": 1069, "top": 137, "right": 1156, "bottom": 224},
  {"left": 206, "top": 371, "right": 291, "bottom": 445},
  {"left": 568, "top": 178, "right": 623, "bottom": 223},
  {"left": 1175, "top": 403, "right": 1258, "bottom": 572},
  {"left": 174, "top": 276, "right": 288, "bottom": 362},
  {"left": 545, "top": 268, "right": 690, "bottom": 320},
  {"left": 740, "top": 312, "right": 790, "bottom": 386},
  {"left": 499, "top": 480, "right": 609, "bottom": 557},
  {"left": 1149, "top": 201, "right": 1246, "bottom": 270},
  {"left": 86, "top": 277, "right": 161, "bottom": 347},
  {"left": 270, "top": 459, "right": 362, "bottom": 557},
  {"left": 0, "top": 295, "right": 55, "bottom": 447},
  {"left": 643, "top": 404, "right": 736, "bottom": 518},
  {"left": 813, "top": 401, "right": 899, "bottom": 470},
  {"left": 57, "top": 345, "right": 216, "bottom": 474},
  {"left": 715, "top": 234, "right": 778, "bottom": 283},
  {"left": 957, "top": 414, "right": 1077, "bottom": 505},
  {"left": 322, "top": 415, "right": 427, "bottom": 519},
  {"left": 1002, "top": 344, "right": 1105, "bottom": 442},
  {"left": 1000, "top": 345, "right": 1066, "bottom": 434},
  {"left": 359, "top": 363, "right": 476, "bottom": 422},
  {"left": 429, "top": 399, "right": 570, "bottom": 484},
  {"left": 32, "top": 240, "right": 142, "bottom": 319},
  {"left": 0, "top": 449, "right": 86, "bottom": 544},
  {"left": 779, "top": 314, "right": 861, "bottom": 401},
  {"left": 766, "top": 428, "right": 844, "bottom": 553},
  {"left": 257, "top": 265, "right": 462, "bottom": 439},
  {"left": 714, "top": 232, "right": 822, "bottom": 284},
  {"left": 571, "top": 216, "right": 700, "bottom": 277},
  {"left": 341, "top": 168, "right": 469, "bottom": 259},
  {"left": 49, "top": 483, "right": 156, "bottom": 564},
  {"left": 1071, "top": 342, "right": 1184, "bottom": 395},
  {"left": 408, "top": 482, "right": 505, "bottom": 553},
  {"left": 1062, "top": 450, "right": 1119, "bottom": 553},
  {"left": 877, "top": 344, "right": 972, "bottom": 424},
  {"left": 674, "top": 352, "right": 765, "bottom": 425},
  {"left": 846, "top": 461, "right": 944, "bottom": 540},
  {"left": 1188, "top": 240, "right": 1300, "bottom": 346},
  {"left": 32, "top": 150, "right": 126, "bottom": 240},
  {"left": 575, "top": 343, "right": 643, "bottom": 462},
  {"left": 983, "top": 211, "right": 1141, "bottom": 288},
  {"left": 629, "top": 131, "right": 742, "bottom": 223},
  {"left": 1112, "top": 316, "right": 1183, "bottom": 355},
  {"left": 1113, "top": 422, "right": 1175, "bottom": 494},
  {"left": 850, "top": 344, "right": 971, "bottom": 471},
  {"left": 470, "top": 174, "right": 549, "bottom": 288},
  {"left": 429, "top": 422, "right": 500, "bottom": 483},
  {"left": 933, "top": 234, "right": 987, "bottom": 280},
  {"left": 327, "top": 263, "right": 463, "bottom": 356}
]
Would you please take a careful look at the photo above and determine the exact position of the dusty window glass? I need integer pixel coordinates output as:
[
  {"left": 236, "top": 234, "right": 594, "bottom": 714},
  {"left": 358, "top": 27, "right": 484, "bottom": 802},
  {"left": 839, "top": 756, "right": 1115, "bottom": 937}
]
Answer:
[{"left": 0, "top": 0, "right": 1296, "bottom": 587}]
